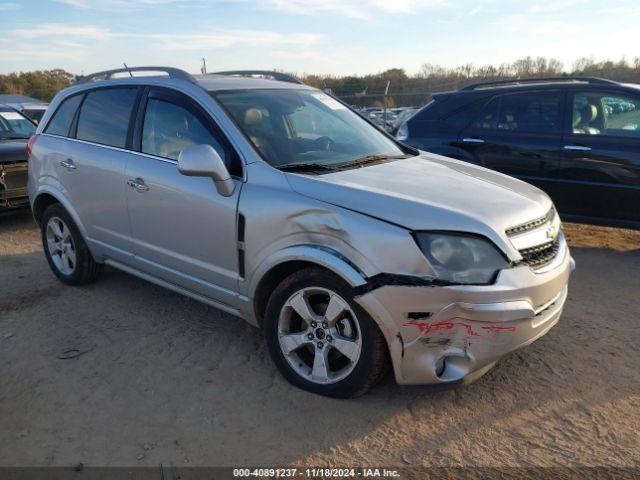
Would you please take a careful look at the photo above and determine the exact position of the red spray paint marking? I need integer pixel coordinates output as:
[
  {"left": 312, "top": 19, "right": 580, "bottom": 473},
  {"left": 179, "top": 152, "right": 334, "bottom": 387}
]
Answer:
[
  {"left": 403, "top": 319, "right": 481, "bottom": 337},
  {"left": 480, "top": 325, "right": 516, "bottom": 332}
]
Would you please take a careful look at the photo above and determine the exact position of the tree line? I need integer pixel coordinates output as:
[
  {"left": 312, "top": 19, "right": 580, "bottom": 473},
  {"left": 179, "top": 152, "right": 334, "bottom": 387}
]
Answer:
[
  {"left": 2, "top": 57, "right": 640, "bottom": 107},
  {"left": 301, "top": 56, "right": 640, "bottom": 107}
]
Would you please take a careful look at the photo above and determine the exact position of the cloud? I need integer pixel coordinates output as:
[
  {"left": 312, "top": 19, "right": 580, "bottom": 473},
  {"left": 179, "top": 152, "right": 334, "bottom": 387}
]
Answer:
[
  {"left": 0, "top": 2, "right": 20, "bottom": 10},
  {"left": 259, "top": 0, "right": 446, "bottom": 20},
  {"left": 8, "top": 23, "right": 323, "bottom": 52},
  {"left": 53, "top": 0, "right": 448, "bottom": 19},
  {"left": 11, "top": 24, "right": 110, "bottom": 40},
  {"left": 527, "top": 0, "right": 586, "bottom": 13},
  {"left": 54, "top": 0, "right": 184, "bottom": 8},
  {"left": 123, "top": 30, "right": 324, "bottom": 50}
]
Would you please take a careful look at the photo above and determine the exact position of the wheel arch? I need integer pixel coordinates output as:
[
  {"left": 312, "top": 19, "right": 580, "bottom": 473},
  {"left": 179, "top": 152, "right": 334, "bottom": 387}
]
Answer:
[
  {"left": 247, "top": 245, "right": 368, "bottom": 328},
  {"left": 32, "top": 187, "right": 87, "bottom": 238}
]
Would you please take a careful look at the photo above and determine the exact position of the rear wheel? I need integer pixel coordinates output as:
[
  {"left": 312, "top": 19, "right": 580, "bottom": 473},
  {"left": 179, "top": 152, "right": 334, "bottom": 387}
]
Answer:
[
  {"left": 40, "top": 203, "right": 101, "bottom": 285},
  {"left": 264, "top": 268, "right": 389, "bottom": 398}
]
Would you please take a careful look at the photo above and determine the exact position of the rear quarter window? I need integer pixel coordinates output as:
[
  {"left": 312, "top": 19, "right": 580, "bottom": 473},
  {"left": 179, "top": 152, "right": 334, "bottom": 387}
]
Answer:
[
  {"left": 44, "top": 94, "right": 83, "bottom": 137},
  {"left": 76, "top": 87, "right": 138, "bottom": 148}
]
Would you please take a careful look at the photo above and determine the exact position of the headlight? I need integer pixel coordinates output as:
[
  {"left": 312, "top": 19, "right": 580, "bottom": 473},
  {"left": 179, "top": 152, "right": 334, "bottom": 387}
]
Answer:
[{"left": 415, "top": 232, "right": 509, "bottom": 284}]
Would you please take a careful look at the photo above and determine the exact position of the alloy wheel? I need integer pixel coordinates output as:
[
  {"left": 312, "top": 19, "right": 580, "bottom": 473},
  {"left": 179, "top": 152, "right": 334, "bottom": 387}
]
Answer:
[
  {"left": 277, "top": 287, "right": 362, "bottom": 384},
  {"left": 45, "top": 216, "right": 77, "bottom": 275}
]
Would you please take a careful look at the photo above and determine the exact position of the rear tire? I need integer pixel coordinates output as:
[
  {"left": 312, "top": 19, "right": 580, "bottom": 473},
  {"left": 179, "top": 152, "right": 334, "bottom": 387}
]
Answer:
[
  {"left": 40, "top": 203, "right": 101, "bottom": 285},
  {"left": 264, "top": 268, "right": 389, "bottom": 398}
]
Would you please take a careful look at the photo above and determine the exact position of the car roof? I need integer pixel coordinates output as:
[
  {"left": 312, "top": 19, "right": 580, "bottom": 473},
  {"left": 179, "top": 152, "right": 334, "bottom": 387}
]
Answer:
[
  {"left": 71, "top": 67, "right": 313, "bottom": 93},
  {"left": 453, "top": 77, "right": 631, "bottom": 96},
  {"left": 193, "top": 74, "right": 313, "bottom": 92},
  {"left": 0, "top": 94, "right": 46, "bottom": 104},
  {"left": 18, "top": 103, "right": 49, "bottom": 109},
  {"left": 0, "top": 104, "right": 19, "bottom": 112}
]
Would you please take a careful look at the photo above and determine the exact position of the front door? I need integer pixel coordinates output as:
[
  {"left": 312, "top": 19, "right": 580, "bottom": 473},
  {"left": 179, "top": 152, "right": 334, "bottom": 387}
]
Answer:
[
  {"left": 125, "top": 88, "right": 243, "bottom": 307},
  {"left": 457, "top": 89, "right": 565, "bottom": 199}
]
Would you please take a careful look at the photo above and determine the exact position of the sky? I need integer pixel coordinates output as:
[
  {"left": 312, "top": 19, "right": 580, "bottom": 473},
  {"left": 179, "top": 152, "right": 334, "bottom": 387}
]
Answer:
[{"left": 1, "top": 0, "right": 639, "bottom": 76}]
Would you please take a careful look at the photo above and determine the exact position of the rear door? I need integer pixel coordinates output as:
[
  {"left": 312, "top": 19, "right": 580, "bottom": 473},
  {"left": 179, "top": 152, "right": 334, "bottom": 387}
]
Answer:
[
  {"left": 457, "top": 90, "right": 565, "bottom": 196},
  {"left": 47, "top": 86, "right": 141, "bottom": 264},
  {"left": 557, "top": 89, "right": 640, "bottom": 225},
  {"left": 125, "top": 87, "right": 243, "bottom": 306}
]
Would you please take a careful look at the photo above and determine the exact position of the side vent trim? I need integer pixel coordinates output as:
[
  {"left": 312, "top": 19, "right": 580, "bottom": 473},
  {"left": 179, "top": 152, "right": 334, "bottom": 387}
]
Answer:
[{"left": 237, "top": 213, "right": 246, "bottom": 278}]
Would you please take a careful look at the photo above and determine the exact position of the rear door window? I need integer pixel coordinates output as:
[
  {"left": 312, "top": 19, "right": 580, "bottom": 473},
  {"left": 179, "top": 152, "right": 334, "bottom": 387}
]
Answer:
[
  {"left": 76, "top": 87, "right": 138, "bottom": 148},
  {"left": 572, "top": 91, "right": 640, "bottom": 138},
  {"left": 45, "top": 94, "right": 83, "bottom": 137},
  {"left": 471, "top": 91, "right": 562, "bottom": 134}
]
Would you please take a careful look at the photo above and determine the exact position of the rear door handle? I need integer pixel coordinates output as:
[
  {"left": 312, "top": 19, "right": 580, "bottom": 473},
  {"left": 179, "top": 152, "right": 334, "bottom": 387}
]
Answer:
[
  {"left": 564, "top": 145, "right": 592, "bottom": 151},
  {"left": 59, "top": 159, "right": 76, "bottom": 170},
  {"left": 127, "top": 177, "right": 149, "bottom": 192},
  {"left": 462, "top": 137, "right": 485, "bottom": 144}
]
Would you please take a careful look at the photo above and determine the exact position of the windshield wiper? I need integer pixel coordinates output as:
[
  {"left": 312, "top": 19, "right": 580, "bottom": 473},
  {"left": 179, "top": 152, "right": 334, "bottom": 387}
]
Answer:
[
  {"left": 276, "top": 163, "right": 339, "bottom": 174},
  {"left": 0, "top": 136, "right": 29, "bottom": 140},
  {"left": 334, "top": 154, "right": 412, "bottom": 169}
]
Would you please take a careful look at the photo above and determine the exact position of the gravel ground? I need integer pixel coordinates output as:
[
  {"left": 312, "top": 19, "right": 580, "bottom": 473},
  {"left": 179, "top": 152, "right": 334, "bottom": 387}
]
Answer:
[{"left": 1, "top": 212, "right": 639, "bottom": 469}]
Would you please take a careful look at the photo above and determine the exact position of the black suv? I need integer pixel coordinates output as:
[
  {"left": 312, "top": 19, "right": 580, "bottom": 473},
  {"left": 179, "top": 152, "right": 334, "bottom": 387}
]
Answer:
[{"left": 397, "top": 77, "right": 640, "bottom": 229}]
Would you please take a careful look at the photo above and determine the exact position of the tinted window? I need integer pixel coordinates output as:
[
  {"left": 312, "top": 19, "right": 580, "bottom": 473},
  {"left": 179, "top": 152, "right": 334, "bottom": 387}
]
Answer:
[
  {"left": 471, "top": 91, "right": 562, "bottom": 134},
  {"left": 77, "top": 88, "right": 138, "bottom": 148},
  {"left": 45, "top": 94, "right": 82, "bottom": 137},
  {"left": 0, "top": 110, "right": 36, "bottom": 139},
  {"left": 142, "top": 98, "right": 227, "bottom": 162},
  {"left": 572, "top": 91, "right": 640, "bottom": 138}
]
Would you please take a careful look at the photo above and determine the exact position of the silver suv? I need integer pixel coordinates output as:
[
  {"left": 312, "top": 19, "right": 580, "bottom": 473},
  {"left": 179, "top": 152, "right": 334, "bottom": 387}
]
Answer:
[{"left": 28, "top": 67, "right": 574, "bottom": 398}]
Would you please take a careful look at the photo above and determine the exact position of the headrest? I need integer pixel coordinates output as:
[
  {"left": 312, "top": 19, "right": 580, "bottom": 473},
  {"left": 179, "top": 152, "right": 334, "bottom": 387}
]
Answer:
[
  {"left": 580, "top": 104, "right": 597, "bottom": 123},
  {"left": 244, "top": 108, "right": 263, "bottom": 127}
]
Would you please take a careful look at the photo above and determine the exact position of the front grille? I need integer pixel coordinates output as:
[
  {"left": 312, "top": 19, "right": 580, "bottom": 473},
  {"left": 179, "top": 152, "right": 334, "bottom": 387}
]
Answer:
[
  {"left": 0, "top": 162, "right": 28, "bottom": 206},
  {"left": 506, "top": 207, "right": 555, "bottom": 236},
  {"left": 519, "top": 237, "right": 560, "bottom": 269}
]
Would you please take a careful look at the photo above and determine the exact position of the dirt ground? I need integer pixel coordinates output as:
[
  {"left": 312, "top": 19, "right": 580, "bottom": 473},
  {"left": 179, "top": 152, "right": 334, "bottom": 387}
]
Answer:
[{"left": 1, "top": 212, "right": 639, "bottom": 469}]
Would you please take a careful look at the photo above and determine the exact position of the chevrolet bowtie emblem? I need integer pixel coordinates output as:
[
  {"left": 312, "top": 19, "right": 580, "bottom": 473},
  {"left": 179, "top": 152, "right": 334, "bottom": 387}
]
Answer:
[{"left": 546, "top": 225, "right": 558, "bottom": 240}]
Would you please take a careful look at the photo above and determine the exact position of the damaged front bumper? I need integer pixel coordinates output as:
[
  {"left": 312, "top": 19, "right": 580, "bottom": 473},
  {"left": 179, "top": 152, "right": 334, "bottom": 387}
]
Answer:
[
  {"left": 0, "top": 161, "right": 29, "bottom": 209},
  {"left": 355, "top": 237, "right": 574, "bottom": 385}
]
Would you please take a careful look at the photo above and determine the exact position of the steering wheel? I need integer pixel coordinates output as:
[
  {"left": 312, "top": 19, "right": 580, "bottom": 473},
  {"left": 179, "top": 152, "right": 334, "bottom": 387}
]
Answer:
[{"left": 312, "top": 136, "right": 335, "bottom": 151}]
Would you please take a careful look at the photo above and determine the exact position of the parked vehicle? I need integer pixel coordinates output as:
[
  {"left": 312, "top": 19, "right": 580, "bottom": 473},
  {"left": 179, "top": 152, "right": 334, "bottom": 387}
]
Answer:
[
  {"left": 389, "top": 107, "right": 418, "bottom": 135},
  {"left": 0, "top": 94, "right": 49, "bottom": 124},
  {"left": 8, "top": 103, "right": 49, "bottom": 124},
  {"left": 28, "top": 67, "right": 573, "bottom": 397},
  {"left": 0, "top": 105, "right": 36, "bottom": 210},
  {"left": 397, "top": 77, "right": 640, "bottom": 229}
]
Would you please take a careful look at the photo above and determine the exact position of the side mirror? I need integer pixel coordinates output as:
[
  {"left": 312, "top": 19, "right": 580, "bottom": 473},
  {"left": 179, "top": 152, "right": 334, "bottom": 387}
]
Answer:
[{"left": 178, "top": 144, "right": 235, "bottom": 197}]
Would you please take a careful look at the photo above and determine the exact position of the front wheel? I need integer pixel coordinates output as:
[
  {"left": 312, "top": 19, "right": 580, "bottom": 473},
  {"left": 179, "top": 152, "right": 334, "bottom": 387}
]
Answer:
[{"left": 264, "top": 268, "right": 389, "bottom": 398}]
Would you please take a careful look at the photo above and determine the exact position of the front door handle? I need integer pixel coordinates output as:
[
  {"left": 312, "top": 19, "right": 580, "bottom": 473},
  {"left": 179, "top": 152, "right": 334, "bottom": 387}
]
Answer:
[
  {"left": 564, "top": 145, "right": 592, "bottom": 151},
  {"left": 462, "top": 137, "right": 485, "bottom": 144},
  {"left": 127, "top": 177, "right": 149, "bottom": 192},
  {"left": 59, "top": 159, "right": 76, "bottom": 170}
]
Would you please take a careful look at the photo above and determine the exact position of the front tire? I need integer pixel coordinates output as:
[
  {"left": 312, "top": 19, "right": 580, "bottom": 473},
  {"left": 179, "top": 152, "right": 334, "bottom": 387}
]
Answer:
[
  {"left": 40, "top": 203, "right": 101, "bottom": 285},
  {"left": 264, "top": 268, "right": 389, "bottom": 398}
]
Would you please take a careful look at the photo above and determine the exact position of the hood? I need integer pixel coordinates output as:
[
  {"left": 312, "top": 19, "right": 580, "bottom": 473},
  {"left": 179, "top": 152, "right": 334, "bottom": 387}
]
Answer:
[
  {"left": 285, "top": 153, "right": 553, "bottom": 258},
  {"left": 0, "top": 139, "right": 28, "bottom": 163}
]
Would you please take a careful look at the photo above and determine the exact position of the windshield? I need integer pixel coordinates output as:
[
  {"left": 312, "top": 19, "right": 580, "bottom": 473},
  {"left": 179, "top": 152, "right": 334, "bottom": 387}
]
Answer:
[
  {"left": 22, "top": 108, "right": 46, "bottom": 124},
  {"left": 214, "top": 89, "right": 408, "bottom": 169},
  {"left": 0, "top": 110, "right": 36, "bottom": 139}
]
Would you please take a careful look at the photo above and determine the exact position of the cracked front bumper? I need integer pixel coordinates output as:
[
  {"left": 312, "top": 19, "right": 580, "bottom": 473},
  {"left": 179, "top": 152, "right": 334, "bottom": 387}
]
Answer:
[{"left": 356, "top": 240, "right": 574, "bottom": 385}]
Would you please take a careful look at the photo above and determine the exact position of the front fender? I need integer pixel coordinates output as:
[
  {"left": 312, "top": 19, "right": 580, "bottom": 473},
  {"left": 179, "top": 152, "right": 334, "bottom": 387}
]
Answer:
[{"left": 241, "top": 244, "right": 367, "bottom": 326}]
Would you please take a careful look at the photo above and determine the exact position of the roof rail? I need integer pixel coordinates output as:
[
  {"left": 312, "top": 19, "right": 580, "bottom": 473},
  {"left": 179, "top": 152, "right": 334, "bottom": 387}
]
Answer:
[
  {"left": 75, "top": 66, "right": 196, "bottom": 85},
  {"left": 460, "top": 76, "right": 619, "bottom": 91},
  {"left": 212, "top": 70, "right": 303, "bottom": 85}
]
